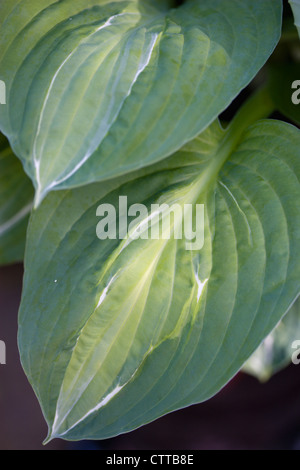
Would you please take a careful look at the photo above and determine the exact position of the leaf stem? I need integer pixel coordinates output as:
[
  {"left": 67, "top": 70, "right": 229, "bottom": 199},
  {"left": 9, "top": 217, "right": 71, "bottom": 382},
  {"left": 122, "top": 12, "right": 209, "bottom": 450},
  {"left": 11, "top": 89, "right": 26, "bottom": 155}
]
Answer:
[
  {"left": 190, "top": 87, "right": 275, "bottom": 201},
  {"left": 227, "top": 87, "right": 275, "bottom": 145},
  {"left": 212, "top": 87, "right": 275, "bottom": 176}
]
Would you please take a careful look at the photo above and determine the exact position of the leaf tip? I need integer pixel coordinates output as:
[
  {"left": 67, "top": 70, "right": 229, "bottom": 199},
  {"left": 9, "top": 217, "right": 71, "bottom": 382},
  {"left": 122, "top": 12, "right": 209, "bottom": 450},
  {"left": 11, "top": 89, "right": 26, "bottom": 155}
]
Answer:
[
  {"left": 43, "top": 423, "right": 63, "bottom": 445},
  {"left": 42, "top": 437, "right": 53, "bottom": 446}
]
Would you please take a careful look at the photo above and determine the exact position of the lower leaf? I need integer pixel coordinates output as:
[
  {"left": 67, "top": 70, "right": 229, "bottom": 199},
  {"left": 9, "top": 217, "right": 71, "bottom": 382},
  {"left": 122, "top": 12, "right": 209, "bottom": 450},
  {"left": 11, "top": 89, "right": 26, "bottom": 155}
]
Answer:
[{"left": 18, "top": 119, "right": 300, "bottom": 441}]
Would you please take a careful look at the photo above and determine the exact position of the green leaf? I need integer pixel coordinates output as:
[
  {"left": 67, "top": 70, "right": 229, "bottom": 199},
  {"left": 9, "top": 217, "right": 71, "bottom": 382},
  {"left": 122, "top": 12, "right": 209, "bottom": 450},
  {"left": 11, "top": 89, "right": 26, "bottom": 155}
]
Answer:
[
  {"left": 269, "top": 64, "right": 300, "bottom": 126},
  {"left": 0, "top": 134, "right": 34, "bottom": 266},
  {"left": 18, "top": 118, "right": 300, "bottom": 442},
  {"left": 290, "top": 0, "right": 300, "bottom": 37},
  {"left": 243, "top": 298, "right": 300, "bottom": 382},
  {"left": 0, "top": 0, "right": 282, "bottom": 204}
]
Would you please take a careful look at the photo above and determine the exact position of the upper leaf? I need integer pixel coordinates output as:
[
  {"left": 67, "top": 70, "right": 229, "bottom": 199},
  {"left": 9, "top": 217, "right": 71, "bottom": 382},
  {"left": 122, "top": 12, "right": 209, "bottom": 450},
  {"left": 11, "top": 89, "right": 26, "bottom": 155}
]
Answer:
[
  {"left": 18, "top": 118, "right": 300, "bottom": 441},
  {"left": 0, "top": 134, "right": 33, "bottom": 266},
  {"left": 290, "top": 0, "right": 300, "bottom": 37},
  {"left": 0, "top": 0, "right": 282, "bottom": 204}
]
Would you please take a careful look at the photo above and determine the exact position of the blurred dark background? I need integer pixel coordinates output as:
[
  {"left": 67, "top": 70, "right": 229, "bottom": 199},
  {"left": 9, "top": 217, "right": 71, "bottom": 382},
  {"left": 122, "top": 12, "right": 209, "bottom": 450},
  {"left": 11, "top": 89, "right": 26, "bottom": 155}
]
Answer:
[{"left": 1, "top": 264, "right": 300, "bottom": 450}]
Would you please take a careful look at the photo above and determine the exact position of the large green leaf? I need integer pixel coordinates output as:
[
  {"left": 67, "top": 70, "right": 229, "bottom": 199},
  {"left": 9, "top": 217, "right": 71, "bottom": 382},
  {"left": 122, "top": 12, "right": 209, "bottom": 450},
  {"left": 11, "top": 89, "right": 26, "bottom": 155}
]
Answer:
[
  {"left": 0, "top": 0, "right": 282, "bottom": 204},
  {"left": 18, "top": 117, "right": 300, "bottom": 441},
  {"left": 244, "top": 298, "right": 300, "bottom": 382},
  {"left": 0, "top": 134, "right": 34, "bottom": 266},
  {"left": 290, "top": 0, "right": 300, "bottom": 37}
]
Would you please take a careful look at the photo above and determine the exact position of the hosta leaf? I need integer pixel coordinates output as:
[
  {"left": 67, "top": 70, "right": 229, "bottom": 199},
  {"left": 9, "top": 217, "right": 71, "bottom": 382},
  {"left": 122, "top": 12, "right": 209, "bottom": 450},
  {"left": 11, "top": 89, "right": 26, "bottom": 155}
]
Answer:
[
  {"left": 290, "top": 0, "right": 300, "bottom": 37},
  {"left": 0, "top": 0, "right": 282, "bottom": 204},
  {"left": 0, "top": 134, "right": 33, "bottom": 266},
  {"left": 244, "top": 298, "right": 300, "bottom": 382},
  {"left": 18, "top": 118, "right": 300, "bottom": 441}
]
